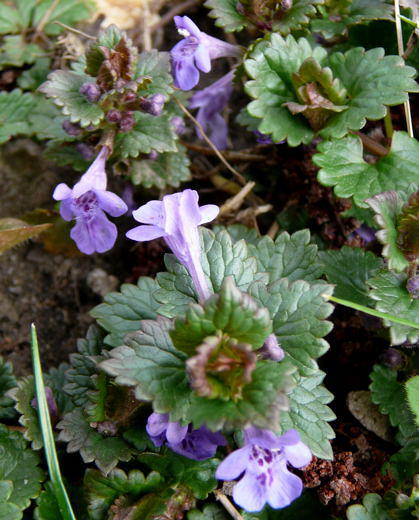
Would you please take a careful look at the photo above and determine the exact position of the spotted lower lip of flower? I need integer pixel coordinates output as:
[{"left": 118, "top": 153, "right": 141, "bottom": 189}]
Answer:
[
  {"left": 52, "top": 146, "right": 128, "bottom": 254},
  {"left": 171, "top": 16, "right": 241, "bottom": 91},
  {"left": 216, "top": 426, "right": 312, "bottom": 512},
  {"left": 146, "top": 412, "right": 226, "bottom": 461},
  {"left": 126, "top": 189, "right": 219, "bottom": 301}
]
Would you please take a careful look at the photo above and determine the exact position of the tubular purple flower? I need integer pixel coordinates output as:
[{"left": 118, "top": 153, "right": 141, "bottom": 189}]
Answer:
[
  {"left": 53, "top": 146, "right": 128, "bottom": 254},
  {"left": 171, "top": 16, "right": 241, "bottom": 90},
  {"left": 189, "top": 71, "right": 234, "bottom": 150},
  {"left": 126, "top": 189, "right": 219, "bottom": 301},
  {"left": 259, "top": 334, "right": 285, "bottom": 361},
  {"left": 146, "top": 412, "right": 226, "bottom": 461},
  {"left": 216, "top": 426, "right": 311, "bottom": 512}
]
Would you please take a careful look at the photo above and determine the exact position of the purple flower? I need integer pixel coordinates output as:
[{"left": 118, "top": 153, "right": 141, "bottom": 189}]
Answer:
[
  {"left": 171, "top": 16, "right": 241, "bottom": 90},
  {"left": 53, "top": 146, "right": 128, "bottom": 254},
  {"left": 354, "top": 224, "right": 376, "bottom": 243},
  {"left": 407, "top": 275, "right": 419, "bottom": 299},
  {"left": 216, "top": 426, "right": 311, "bottom": 512},
  {"left": 126, "top": 189, "right": 219, "bottom": 301},
  {"left": 31, "top": 386, "right": 58, "bottom": 418},
  {"left": 79, "top": 82, "right": 101, "bottom": 103},
  {"left": 189, "top": 71, "right": 234, "bottom": 150},
  {"left": 146, "top": 412, "right": 226, "bottom": 461},
  {"left": 259, "top": 334, "right": 285, "bottom": 362},
  {"left": 140, "top": 93, "right": 166, "bottom": 116}
]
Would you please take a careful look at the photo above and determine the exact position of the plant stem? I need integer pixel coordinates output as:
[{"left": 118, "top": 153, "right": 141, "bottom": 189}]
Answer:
[
  {"left": 355, "top": 132, "right": 388, "bottom": 156},
  {"left": 214, "top": 490, "right": 244, "bottom": 520},
  {"left": 384, "top": 108, "right": 394, "bottom": 140},
  {"left": 323, "top": 295, "right": 419, "bottom": 330}
]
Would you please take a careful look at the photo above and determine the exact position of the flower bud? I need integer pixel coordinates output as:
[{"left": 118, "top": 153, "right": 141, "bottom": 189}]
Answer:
[
  {"left": 406, "top": 275, "right": 419, "bottom": 299},
  {"left": 140, "top": 93, "right": 166, "bottom": 116},
  {"left": 147, "top": 150, "right": 158, "bottom": 160},
  {"left": 379, "top": 347, "right": 404, "bottom": 369},
  {"left": 62, "top": 119, "right": 82, "bottom": 136},
  {"left": 106, "top": 109, "right": 122, "bottom": 123},
  {"left": 171, "top": 116, "right": 186, "bottom": 135},
  {"left": 119, "top": 111, "right": 135, "bottom": 132},
  {"left": 79, "top": 82, "right": 101, "bottom": 103},
  {"left": 124, "top": 91, "right": 137, "bottom": 103}
]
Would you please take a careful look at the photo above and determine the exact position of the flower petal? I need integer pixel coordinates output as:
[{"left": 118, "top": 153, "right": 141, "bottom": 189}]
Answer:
[
  {"left": 59, "top": 198, "right": 74, "bottom": 221},
  {"left": 96, "top": 190, "right": 128, "bottom": 217},
  {"left": 88, "top": 211, "right": 118, "bottom": 253},
  {"left": 173, "top": 57, "right": 200, "bottom": 91},
  {"left": 282, "top": 442, "right": 312, "bottom": 468},
  {"left": 126, "top": 224, "right": 166, "bottom": 242},
  {"left": 232, "top": 471, "right": 267, "bottom": 512},
  {"left": 199, "top": 204, "right": 219, "bottom": 224},
  {"left": 70, "top": 220, "right": 95, "bottom": 255},
  {"left": 266, "top": 461, "right": 303, "bottom": 509},
  {"left": 53, "top": 183, "right": 72, "bottom": 201},
  {"left": 194, "top": 44, "right": 211, "bottom": 73},
  {"left": 146, "top": 413, "right": 169, "bottom": 437},
  {"left": 132, "top": 200, "right": 164, "bottom": 225},
  {"left": 244, "top": 426, "right": 281, "bottom": 449},
  {"left": 215, "top": 446, "right": 250, "bottom": 480},
  {"left": 174, "top": 15, "right": 201, "bottom": 38},
  {"left": 166, "top": 422, "right": 188, "bottom": 444},
  {"left": 208, "top": 113, "right": 228, "bottom": 150}
]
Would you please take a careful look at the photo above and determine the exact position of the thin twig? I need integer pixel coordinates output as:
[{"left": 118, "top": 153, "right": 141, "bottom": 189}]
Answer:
[
  {"left": 214, "top": 490, "right": 244, "bottom": 520},
  {"left": 182, "top": 141, "right": 267, "bottom": 161},
  {"left": 220, "top": 181, "right": 256, "bottom": 216},
  {"left": 267, "top": 220, "right": 280, "bottom": 239},
  {"left": 175, "top": 98, "right": 247, "bottom": 185},
  {"left": 142, "top": 1, "right": 152, "bottom": 51},
  {"left": 52, "top": 21, "right": 96, "bottom": 40},
  {"left": 32, "top": 0, "right": 60, "bottom": 40},
  {"left": 151, "top": 0, "right": 200, "bottom": 32},
  {"left": 394, "top": 0, "right": 414, "bottom": 138},
  {"left": 355, "top": 132, "right": 389, "bottom": 156}
]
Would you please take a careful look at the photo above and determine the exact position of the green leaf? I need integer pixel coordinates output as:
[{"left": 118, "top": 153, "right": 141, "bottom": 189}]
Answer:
[
  {"left": 319, "top": 246, "right": 382, "bottom": 306},
  {"left": 27, "top": 96, "right": 69, "bottom": 141},
  {"left": 387, "top": 435, "right": 419, "bottom": 485},
  {"left": 0, "top": 424, "right": 43, "bottom": 510},
  {"left": 84, "top": 468, "right": 163, "bottom": 520},
  {"left": 134, "top": 50, "right": 173, "bottom": 96},
  {"left": 0, "top": 35, "right": 43, "bottom": 69},
  {"left": 171, "top": 277, "right": 272, "bottom": 354},
  {"left": 17, "top": 58, "right": 51, "bottom": 90},
  {"left": 204, "top": 0, "right": 248, "bottom": 32},
  {"left": 271, "top": 0, "right": 325, "bottom": 35},
  {"left": 368, "top": 270, "right": 419, "bottom": 345},
  {"left": 57, "top": 409, "right": 133, "bottom": 474},
  {"left": 370, "top": 364, "right": 416, "bottom": 444},
  {"left": 346, "top": 493, "right": 389, "bottom": 520},
  {"left": 188, "top": 504, "right": 229, "bottom": 520},
  {"left": 245, "top": 34, "right": 419, "bottom": 144},
  {"left": 100, "top": 317, "right": 191, "bottom": 422},
  {"left": 31, "top": 0, "right": 93, "bottom": 36},
  {"left": 249, "top": 279, "right": 334, "bottom": 377},
  {"left": 90, "top": 277, "right": 160, "bottom": 347},
  {"left": 130, "top": 143, "right": 191, "bottom": 189},
  {"left": 405, "top": 376, "right": 419, "bottom": 426},
  {"left": 39, "top": 70, "right": 104, "bottom": 127},
  {"left": 315, "top": 132, "right": 419, "bottom": 207},
  {"left": 279, "top": 372, "right": 335, "bottom": 459},
  {"left": 0, "top": 3, "right": 21, "bottom": 34},
  {"left": 0, "top": 218, "right": 52, "bottom": 254},
  {"left": 115, "top": 112, "right": 177, "bottom": 158},
  {"left": 214, "top": 224, "right": 261, "bottom": 246},
  {"left": 188, "top": 360, "right": 296, "bottom": 431},
  {"left": 0, "top": 481, "right": 21, "bottom": 520},
  {"left": 366, "top": 189, "right": 414, "bottom": 272},
  {"left": 0, "top": 356, "right": 17, "bottom": 420},
  {"left": 248, "top": 229, "right": 322, "bottom": 283},
  {"left": 311, "top": 0, "right": 393, "bottom": 39},
  {"left": 139, "top": 450, "right": 218, "bottom": 500},
  {"left": 0, "top": 90, "right": 36, "bottom": 144},
  {"left": 45, "top": 363, "right": 74, "bottom": 416},
  {"left": 34, "top": 482, "right": 61, "bottom": 520}
]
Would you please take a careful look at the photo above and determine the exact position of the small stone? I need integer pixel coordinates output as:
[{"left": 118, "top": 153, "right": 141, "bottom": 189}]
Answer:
[
  {"left": 86, "top": 268, "right": 118, "bottom": 297},
  {"left": 347, "top": 390, "right": 393, "bottom": 441}
]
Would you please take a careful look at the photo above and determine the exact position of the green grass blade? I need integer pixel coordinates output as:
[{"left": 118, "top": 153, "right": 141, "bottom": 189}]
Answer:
[
  {"left": 31, "top": 323, "right": 76, "bottom": 520},
  {"left": 324, "top": 295, "right": 419, "bottom": 330}
]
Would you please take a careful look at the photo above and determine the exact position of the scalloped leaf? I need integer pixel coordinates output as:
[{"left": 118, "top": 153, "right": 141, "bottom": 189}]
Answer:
[
  {"left": 57, "top": 409, "right": 133, "bottom": 474},
  {"left": 134, "top": 50, "right": 174, "bottom": 96},
  {"left": 0, "top": 34, "right": 43, "bottom": 69},
  {"left": 319, "top": 246, "right": 382, "bottom": 306},
  {"left": 271, "top": 0, "right": 326, "bottom": 35},
  {"left": 346, "top": 493, "right": 388, "bottom": 520},
  {"left": 0, "top": 90, "right": 37, "bottom": 144},
  {"left": 39, "top": 70, "right": 104, "bottom": 127},
  {"left": 311, "top": 0, "right": 393, "bottom": 39},
  {"left": 368, "top": 270, "right": 419, "bottom": 345},
  {"left": 314, "top": 132, "right": 419, "bottom": 207},
  {"left": 100, "top": 317, "right": 191, "bottom": 422},
  {"left": 387, "top": 435, "right": 419, "bottom": 485},
  {"left": 0, "top": 218, "right": 52, "bottom": 254},
  {"left": 0, "top": 424, "right": 43, "bottom": 510},
  {"left": 204, "top": 0, "right": 248, "bottom": 32},
  {"left": 369, "top": 364, "right": 416, "bottom": 444},
  {"left": 114, "top": 112, "right": 177, "bottom": 158},
  {"left": 130, "top": 143, "right": 191, "bottom": 189},
  {"left": 90, "top": 277, "right": 160, "bottom": 347},
  {"left": 405, "top": 376, "right": 419, "bottom": 427},
  {"left": 0, "top": 356, "right": 17, "bottom": 420},
  {"left": 245, "top": 34, "right": 419, "bottom": 144},
  {"left": 188, "top": 504, "right": 229, "bottom": 520}
]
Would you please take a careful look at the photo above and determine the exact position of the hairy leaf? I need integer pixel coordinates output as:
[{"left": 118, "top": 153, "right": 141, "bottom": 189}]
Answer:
[
  {"left": 319, "top": 246, "right": 382, "bottom": 306},
  {"left": 271, "top": 0, "right": 325, "bottom": 35},
  {"left": 315, "top": 132, "right": 419, "bottom": 207},
  {"left": 130, "top": 143, "right": 191, "bottom": 189},
  {"left": 0, "top": 90, "right": 37, "bottom": 144},
  {"left": 135, "top": 50, "right": 173, "bottom": 96},
  {"left": 387, "top": 435, "right": 419, "bottom": 485},
  {"left": 0, "top": 481, "right": 22, "bottom": 520},
  {"left": 0, "top": 34, "right": 43, "bottom": 69},
  {"left": 405, "top": 376, "right": 419, "bottom": 427},
  {"left": 368, "top": 270, "right": 419, "bottom": 345},
  {"left": 90, "top": 277, "right": 160, "bottom": 347},
  {"left": 370, "top": 364, "right": 416, "bottom": 444},
  {"left": 204, "top": 0, "right": 248, "bottom": 32}
]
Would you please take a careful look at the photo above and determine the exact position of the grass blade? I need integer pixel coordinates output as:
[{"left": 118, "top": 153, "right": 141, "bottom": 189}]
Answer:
[{"left": 31, "top": 323, "right": 76, "bottom": 520}]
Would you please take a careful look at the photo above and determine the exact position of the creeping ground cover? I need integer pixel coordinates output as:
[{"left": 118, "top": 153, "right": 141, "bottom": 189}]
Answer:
[{"left": 0, "top": 0, "right": 418, "bottom": 519}]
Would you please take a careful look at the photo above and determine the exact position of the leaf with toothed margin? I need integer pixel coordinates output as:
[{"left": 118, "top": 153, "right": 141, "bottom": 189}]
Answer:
[
  {"left": 368, "top": 270, "right": 419, "bottom": 345},
  {"left": 346, "top": 493, "right": 389, "bottom": 520},
  {"left": 99, "top": 317, "right": 191, "bottom": 422},
  {"left": 0, "top": 356, "right": 17, "bottom": 420},
  {"left": 57, "top": 409, "right": 133, "bottom": 475},
  {"left": 314, "top": 132, "right": 419, "bottom": 208},
  {"left": 204, "top": 0, "right": 248, "bottom": 32},
  {"left": 188, "top": 503, "right": 230, "bottom": 520},
  {"left": 39, "top": 70, "right": 104, "bottom": 127},
  {"left": 248, "top": 279, "right": 334, "bottom": 378},
  {"left": 134, "top": 50, "right": 174, "bottom": 96},
  {"left": 0, "top": 89, "right": 37, "bottom": 143}
]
